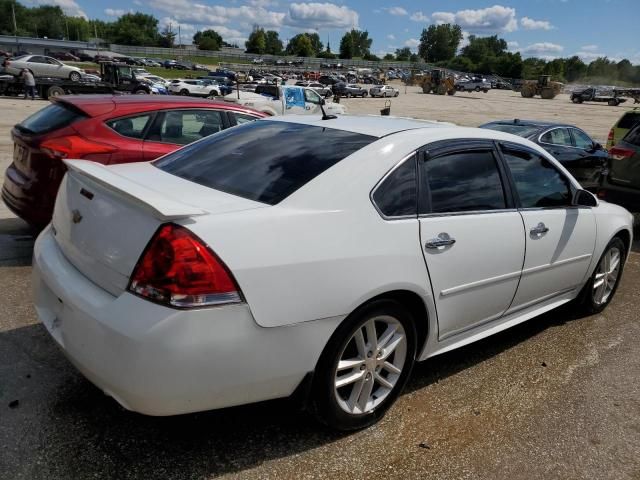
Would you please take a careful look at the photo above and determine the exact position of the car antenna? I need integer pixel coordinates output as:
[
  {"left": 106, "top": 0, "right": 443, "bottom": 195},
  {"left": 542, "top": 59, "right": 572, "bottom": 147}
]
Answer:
[{"left": 320, "top": 100, "right": 337, "bottom": 120}]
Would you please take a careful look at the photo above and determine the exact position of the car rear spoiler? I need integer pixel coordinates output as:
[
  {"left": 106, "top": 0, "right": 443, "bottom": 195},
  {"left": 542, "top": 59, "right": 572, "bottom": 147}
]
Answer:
[{"left": 63, "top": 159, "right": 209, "bottom": 220}]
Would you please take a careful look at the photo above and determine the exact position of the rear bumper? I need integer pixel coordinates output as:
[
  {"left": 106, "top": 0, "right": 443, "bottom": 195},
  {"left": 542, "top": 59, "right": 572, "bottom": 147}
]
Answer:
[
  {"left": 33, "top": 227, "right": 340, "bottom": 415},
  {"left": 2, "top": 162, "right": 56, "bottom": 227}
]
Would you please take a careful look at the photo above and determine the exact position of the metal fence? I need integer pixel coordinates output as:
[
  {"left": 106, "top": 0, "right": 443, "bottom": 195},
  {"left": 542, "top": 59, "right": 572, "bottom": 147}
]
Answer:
[{"left": 109, "top": 44, "right": 434, "bottom": 71}]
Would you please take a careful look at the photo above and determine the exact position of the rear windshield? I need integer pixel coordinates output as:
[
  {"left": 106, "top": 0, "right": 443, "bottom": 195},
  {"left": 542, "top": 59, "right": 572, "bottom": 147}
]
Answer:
[
  {"left": 618, "top": 112, "right": 640, "bottom": 129},
  {"left": 481, "top": 123, "right": 540, "bottom": 138},
  {"left": 154, "top": 121, "right": 376, "bottom": 205},
  {"left": 16, "top": 102, "right": 86, "bottom": 135},
  {"left": 623, "top": 125, "right": 640, "bottom": 147}
]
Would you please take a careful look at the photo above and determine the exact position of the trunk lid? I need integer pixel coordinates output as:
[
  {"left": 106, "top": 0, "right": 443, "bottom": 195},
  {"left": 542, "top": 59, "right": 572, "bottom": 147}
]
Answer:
[{"left": 52, "top": 160, "right": 266, "bottom": 296}]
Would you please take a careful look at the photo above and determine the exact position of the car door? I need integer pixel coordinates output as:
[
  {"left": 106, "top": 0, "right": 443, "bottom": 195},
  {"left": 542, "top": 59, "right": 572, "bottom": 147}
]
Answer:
[
  {"left": 569, "top": 127, "right": 607, "bottom": 190},
  {"left": 498, "top": 143, "right": 596, "bottom": 313},
  {"left": 103, "top": 113, "right": 153, "bottom": 163},
  {"left": 142, "top": 109, "right": 228, "bottom": 160},
  {"left": 45, "top": 57, "right": 65, "bottom": 78},
  {"left": 26, "top": 56, "right": 49, "bottom": 76},
  {"left": 418, "top": 141, "right": 525, "bottom": 340}
]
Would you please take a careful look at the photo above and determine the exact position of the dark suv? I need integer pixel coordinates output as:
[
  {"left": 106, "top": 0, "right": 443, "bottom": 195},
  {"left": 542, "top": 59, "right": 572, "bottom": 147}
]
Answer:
[{"left": 599, "top": 123, "right": 640, "bottom": 213}]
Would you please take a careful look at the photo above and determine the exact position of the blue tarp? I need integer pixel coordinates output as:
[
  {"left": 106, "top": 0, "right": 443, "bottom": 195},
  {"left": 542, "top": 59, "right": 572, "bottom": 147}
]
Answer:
[{"left": 283, "top": 87, "right": 305, "bottom": 108}]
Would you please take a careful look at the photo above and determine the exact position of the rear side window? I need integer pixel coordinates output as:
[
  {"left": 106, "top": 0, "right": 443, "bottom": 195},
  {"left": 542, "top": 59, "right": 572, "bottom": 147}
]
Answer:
[
  {"left": 481, "top": 123, "right": 540, "bottom": 138},
  {"left": 618, "top": 113, "right": 640, "bottom": 129},
  {"left": 154, "top": 121, "right": 375, "bottom": 205},
  {"left": 17, "top": 102, "right": 86, "bottom": 135},
  {"left": 372, "top": 156, "right": 417, "bottom": 218},
  {"left": 623, "top": 125, "right": 640, "bottom": 146},
  {"left": 422, "top": 151, "right": 507, "bottom": 213},
  {"left": 541, "top": 128, "right": 572, "bottom": 146},
  {"left": 106, "top": 114, "right": 152, "bottom": 139}
]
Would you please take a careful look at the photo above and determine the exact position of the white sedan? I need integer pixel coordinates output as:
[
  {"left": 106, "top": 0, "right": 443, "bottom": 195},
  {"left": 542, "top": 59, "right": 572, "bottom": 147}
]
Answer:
[
  {"left": 168, "top": 79, "right": 221, "bottom": 97},
  {"left": 33, "top": 116, "right": 633, "bottom": 431},
  {"left": 5, "top": 54, "right": 83, "bottom": 81},
  {"left": 369, "top": 85, "right": 399, "bottom": 97}
]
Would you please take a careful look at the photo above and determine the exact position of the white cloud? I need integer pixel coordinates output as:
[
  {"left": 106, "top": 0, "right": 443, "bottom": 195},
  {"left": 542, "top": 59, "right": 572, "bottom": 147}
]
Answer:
[
  {"left": 105, "top": 8, "right": 126, "bottom": 17},
  {"left": 522, "top": 42, "right": 564, "bottom": 55},
  {"left": 507, "top": 41, "right": 519, "bottom": 50},
  {"left": 581, "top": 44, "right": 598, "bottom": 52},
  {"left": 387, "top": 34, "right": 395, "bottom": 40},
  {"left": 386, "top": 6, "right": 408, "bottom": 16},
  {"left": 26, "top": 0, "right": 86, "bottom": 18},
  {"left": 404, "top": 38, "right": 419, "bottom": 48},
  {"left": 285, "top": 3, "right": 359, "bottom": 29},
  {"left": 520, "top": 16, "right": 553, "bottom": 30},
  {"left": 575, "top": 50, "right": 605, "bottom": 62},
  {"left": 460, "top": 30, "right": 471, "bottom": 49},
  {"left": 246, "top": 0, "right": 278, "bottom": 7},
  {"left": 432, "top": 5, "right": 518, "bottom": 33},
  {"left": 410, "top": 11, "right": 429, "bottom": 22}
]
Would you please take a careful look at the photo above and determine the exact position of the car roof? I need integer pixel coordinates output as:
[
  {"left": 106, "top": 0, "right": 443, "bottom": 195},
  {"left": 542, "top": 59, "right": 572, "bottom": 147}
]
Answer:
[
  {"left": 266, "top": 115, "right": 454, "bottom": 137},
  {"left": 54, "top": 95, "right": 265, "bottom": 118},
  {"left": 482, "top": 119, "right": 574, "bottom": 129}
]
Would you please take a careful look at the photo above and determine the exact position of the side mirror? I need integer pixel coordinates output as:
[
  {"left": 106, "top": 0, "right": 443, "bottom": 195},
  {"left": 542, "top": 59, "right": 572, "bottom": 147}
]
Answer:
[
  {"left": 573, "top": 189, "right": 598, "bottom": 207},
  {"left": 320, "top": 98, "right": 326, "bottom": 105},
  {"left": 594, "top": 142, "right": 603, "bottom": 151}
]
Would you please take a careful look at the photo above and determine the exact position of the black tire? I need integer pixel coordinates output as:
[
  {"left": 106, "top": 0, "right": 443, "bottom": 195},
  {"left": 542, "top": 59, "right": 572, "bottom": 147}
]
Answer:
[
  {"left": 394, "top": 91, "right": 399, "bottom": 97},
  {"left": 573, "top": 237, "right": 626, "bottom": 315},
  {"left": 346, "top": 92, "right": 351, "bottom": 98},
  {"left": 134, "top": 89, "right": 148, "bottom": 95},
  {"left": 608, "top": 99, "right": 619, "bottom": 106},
  {"left": 69, "top": 71, "right": 81, "bottom": 82},
  {"left": 362, "top": 92, "right": 368, "bottom": 97},
  {"left": 180, "top": 89, "right": 189, "bottom": 96},
  {"left": 311, "top": 299, "right": 417, "bottom": 431},
  {"left": 46, "top": 85, "right": 65, "bottom": 98},
  {"left": 475, "top": 86, "right": 481, "bottom": 92},
  {"left": 209, "top": 90, "right": 219, "bottom": 97}
]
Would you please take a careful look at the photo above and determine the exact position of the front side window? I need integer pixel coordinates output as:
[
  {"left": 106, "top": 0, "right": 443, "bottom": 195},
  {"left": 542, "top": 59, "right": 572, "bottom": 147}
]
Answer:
[
  {"left": 372, "top": 156, "right": 417, "bottom": 218},
  {"left": 154, "top": 121, "right": 375, "bottom": 205},
  {"left": 304, "top": 89, "right": 322, "bottom": 104},
  {"left": 233, "top": 112, "right": 260, "bottom": 125},
  {"left": 27, "top": 56, "right": 46, "bottom": 64},
  {"left": 501, "top": 147, "right": 572, "bottom": 208},
  {"left": 541, "top": 128, "right": 572, "bottom": 146},
  {"left": 571, "top": 129, "right": 594, "bottom": 149},
  {"left": 422, "top": 150, "right": 507, "bottom": 213},
  {"left": 106, "top": 114, "right": 152, "bottom": 139}
]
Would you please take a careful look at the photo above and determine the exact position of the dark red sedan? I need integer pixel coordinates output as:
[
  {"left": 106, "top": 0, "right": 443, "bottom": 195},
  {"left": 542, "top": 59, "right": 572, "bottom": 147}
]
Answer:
[{"left": 2, "top": 95, "right": 265, "bottom": 227}]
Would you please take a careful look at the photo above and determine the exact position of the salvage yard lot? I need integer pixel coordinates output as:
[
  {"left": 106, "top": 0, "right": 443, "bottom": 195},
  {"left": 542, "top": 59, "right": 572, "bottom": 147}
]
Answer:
[{"left": 1, "top": 89, "right": 639, "bottom": 480}]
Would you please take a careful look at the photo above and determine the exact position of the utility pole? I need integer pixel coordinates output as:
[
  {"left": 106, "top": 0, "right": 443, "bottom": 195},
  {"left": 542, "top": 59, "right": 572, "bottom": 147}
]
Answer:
[
  {"left": 12, "top": 2, "right": 19, "bottom": 51},
  {"left": 65, "top": 16, "right": 69, "bottom": 40},
  {"left": 178, "top": 25, "right": 181, "bottom": 52}
]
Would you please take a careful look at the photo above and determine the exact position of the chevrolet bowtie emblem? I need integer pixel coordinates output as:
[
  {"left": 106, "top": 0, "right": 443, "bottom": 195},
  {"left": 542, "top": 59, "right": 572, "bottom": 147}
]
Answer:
[{"left": 71, "top": 209, "right": 83, "bottom": 224}]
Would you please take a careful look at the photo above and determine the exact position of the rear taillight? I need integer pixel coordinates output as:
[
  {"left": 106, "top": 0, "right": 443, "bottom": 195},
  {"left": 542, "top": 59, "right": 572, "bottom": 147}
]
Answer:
[
  {"left": 607, "top": 128, "right": 614, "bottom": 147},
  {"left": 609, "top": 147, "right": 635, "bottom": 161},
  {"left": 128, "top": 223, "right": 242, "bottom": 308},
  {"left": 40, "top": 135, "right": 117, "bottom": 159}
]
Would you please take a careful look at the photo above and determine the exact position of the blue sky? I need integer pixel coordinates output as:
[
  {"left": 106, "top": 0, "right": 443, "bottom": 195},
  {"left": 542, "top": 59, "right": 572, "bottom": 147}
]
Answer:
[{"left": 28, "top": 0, "right": 640, "bottom": 64}]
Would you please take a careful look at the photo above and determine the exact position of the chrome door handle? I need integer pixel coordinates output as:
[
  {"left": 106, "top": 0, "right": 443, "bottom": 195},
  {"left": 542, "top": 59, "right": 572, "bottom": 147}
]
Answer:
[
  {"left": 530, "top": 222, "right": 549, "bottom": 235},
  {"left": 425, "top": 232, "right": 456, "bottom": 249}
]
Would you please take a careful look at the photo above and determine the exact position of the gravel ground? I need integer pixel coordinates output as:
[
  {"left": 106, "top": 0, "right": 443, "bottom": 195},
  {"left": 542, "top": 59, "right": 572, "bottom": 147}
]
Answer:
[{"left": 0, "top": 90, "right": 639, "bottom": 480}]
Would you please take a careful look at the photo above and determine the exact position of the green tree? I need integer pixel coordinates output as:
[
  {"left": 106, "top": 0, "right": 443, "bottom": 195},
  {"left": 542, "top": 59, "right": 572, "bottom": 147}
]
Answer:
[
  {"left": 587, "top": 57, "right": 615, "bottom": 79},
  {"left": 418, "top": 24, "right": 462, "bottom": 63},
  {"left": 286, "top": 33, "right": 314, "bottom": 57},
  {"left": 522, "top": 57, "right": 547, "bottom": 79},
  {"left": 394, "top": 47, "right": 412, "bottom": 61},
  {"left": 158, "top": 24, "right": 176, "bottom": 48},
  {"left": 383, "top": 53, "right": 395, "bottom": 61},
  {"left": 194, "top": 29, "right": 222, "bottom": 50},
  {"left": 339, "top": 29, "right": 372, "bottom": 58},
  {"left": 461, "top": 34, "right": 507, "bottom": 64},
  {"left": 109, "top": 13, "right": 159, "bottom": 46},
  {"left": 264, "top": 30, "right": 283, "bottom": 55},
  {"left": 617, "top": 59, "right": 635, "bottom": 83},
  {"left": 564, "top": 56, "right": 587, "bottom": 82},
  {"left": 245, "top": 26, "right": 267, "bottom": 54},
  {"left": 286, "top": 33, "right": 321, "bottom": 56},
  {"left": 339, "top": 32, "right": 354, "bottom": 59}
]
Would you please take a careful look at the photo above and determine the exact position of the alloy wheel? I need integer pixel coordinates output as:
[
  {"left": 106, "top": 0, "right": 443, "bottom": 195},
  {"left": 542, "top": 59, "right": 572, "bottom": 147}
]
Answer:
[
  {"left": 333, "top": 315, "right": 407, "bottom": 415},
  {"left": 592, "top": 246, "right": 621, "bottom": 305}
]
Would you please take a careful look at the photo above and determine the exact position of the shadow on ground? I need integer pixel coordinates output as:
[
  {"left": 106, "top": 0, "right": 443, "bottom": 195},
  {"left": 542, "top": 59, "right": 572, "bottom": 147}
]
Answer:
[{"left": 1, "top": 303, "right": 576, "bottom": 480}]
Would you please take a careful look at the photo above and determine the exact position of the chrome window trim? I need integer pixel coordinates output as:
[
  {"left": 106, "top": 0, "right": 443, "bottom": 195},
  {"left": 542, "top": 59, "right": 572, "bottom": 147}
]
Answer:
[
  {"left": 370, "top": 152, "right": 419, "bottom": 221},
  {"left": 538, "top": 127, "right": 574, "bottom": 148},
  {"left": 418, "top": 208, "right": 518, "bottom": 219}
]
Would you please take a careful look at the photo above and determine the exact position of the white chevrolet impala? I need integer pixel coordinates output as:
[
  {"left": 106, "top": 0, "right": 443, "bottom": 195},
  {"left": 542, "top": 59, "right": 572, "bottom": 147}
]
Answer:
[{"left": 33, "top": 116, "right": 633, "bottom": 430}]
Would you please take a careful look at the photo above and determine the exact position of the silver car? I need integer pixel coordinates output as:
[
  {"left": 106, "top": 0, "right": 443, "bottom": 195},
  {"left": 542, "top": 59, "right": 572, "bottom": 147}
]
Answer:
[{"left": 5, "top": 55, "right": 83, "bottom": 81}]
